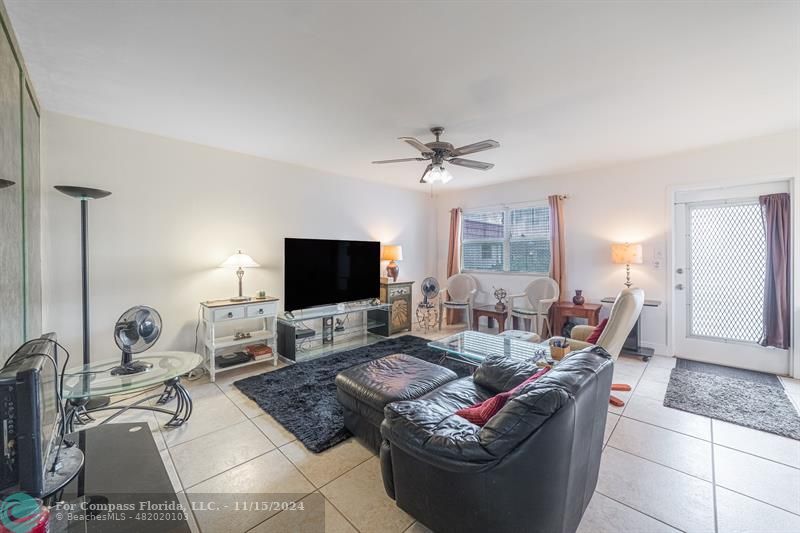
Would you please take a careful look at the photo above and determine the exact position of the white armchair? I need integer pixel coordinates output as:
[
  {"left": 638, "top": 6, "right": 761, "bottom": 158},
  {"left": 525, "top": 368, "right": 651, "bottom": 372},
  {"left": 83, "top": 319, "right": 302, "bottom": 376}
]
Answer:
[
  {"left": 555, "top": 288, "right": 645, "bottom": 406},
  {"left": 508, "top": 278, "right": 559, "bottom": 337},
  {"left": 438, "top": 274, "right": 478, "bottom": 330}
]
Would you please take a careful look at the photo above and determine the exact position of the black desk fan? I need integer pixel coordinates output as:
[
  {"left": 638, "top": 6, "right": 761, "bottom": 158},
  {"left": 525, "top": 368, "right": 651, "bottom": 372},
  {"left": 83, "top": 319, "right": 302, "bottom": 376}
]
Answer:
[{"left": 111, "top": 305, "right": 162, "bottom": 376}]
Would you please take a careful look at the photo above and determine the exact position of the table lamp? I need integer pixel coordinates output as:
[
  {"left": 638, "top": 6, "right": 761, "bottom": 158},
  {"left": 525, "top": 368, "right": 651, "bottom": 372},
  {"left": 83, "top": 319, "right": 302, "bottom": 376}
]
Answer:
[
  {"left": 220, "top": 250, "right": 259, "bottom": 301},
  {"left": 611, "top": 243, "right": 643, "bottom": 287},
  {"left": 382, "top": 244, "right": 403, "bottom": 282}
]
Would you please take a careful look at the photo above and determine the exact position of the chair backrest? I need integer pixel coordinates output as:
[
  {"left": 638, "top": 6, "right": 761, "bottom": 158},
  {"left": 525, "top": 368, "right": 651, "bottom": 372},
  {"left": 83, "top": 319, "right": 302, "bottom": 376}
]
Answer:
[
  {"left": 447, "top": 274, "right": 477, "bottom": 301},
  {"left": 523, "top": 277, "right": 560, "bottom": 306},
  {"left": 595, "top": 287, "right": 645, "bottom": 359}
]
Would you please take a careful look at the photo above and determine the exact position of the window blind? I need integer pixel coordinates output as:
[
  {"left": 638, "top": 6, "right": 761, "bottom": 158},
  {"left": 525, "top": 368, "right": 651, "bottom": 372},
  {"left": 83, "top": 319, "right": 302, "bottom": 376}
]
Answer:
[{"left": 461, "top": 204, "right": 551, "bottom": 274}]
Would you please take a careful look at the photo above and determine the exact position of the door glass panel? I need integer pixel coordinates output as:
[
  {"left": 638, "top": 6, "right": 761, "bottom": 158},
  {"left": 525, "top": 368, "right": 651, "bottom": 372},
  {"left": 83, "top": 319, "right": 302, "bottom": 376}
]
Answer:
[{"left": 688, "top": 201, "right": 765, "bottom": 343}]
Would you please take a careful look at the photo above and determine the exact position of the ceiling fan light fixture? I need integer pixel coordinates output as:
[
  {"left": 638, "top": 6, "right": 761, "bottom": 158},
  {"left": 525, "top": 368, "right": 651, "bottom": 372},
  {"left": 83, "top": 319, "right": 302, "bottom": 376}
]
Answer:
[{"left": 422, "top": 165, "right": 453, "bottom": 184}]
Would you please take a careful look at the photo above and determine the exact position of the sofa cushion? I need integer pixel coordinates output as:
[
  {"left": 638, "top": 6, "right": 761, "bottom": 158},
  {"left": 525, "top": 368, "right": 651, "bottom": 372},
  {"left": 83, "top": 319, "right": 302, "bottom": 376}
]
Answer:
[
  {"left": 480, "top": 347, "right": 612, "bottom": 455},
  {"left": 456, "top": 367, "right": 550, "bottom": 426},
  {"left": 473, "top": 353, "right": 547, "bottom": 393},
  {"left": 418, "top": 377, "right": 494, "bottom": 412},
  {"left": 336, "top": 353, "right": 458, "bottom": 413}
]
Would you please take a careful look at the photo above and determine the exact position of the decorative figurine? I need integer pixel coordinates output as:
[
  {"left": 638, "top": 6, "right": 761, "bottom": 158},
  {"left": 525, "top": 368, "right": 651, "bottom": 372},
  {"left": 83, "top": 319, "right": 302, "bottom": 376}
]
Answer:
[{"left": 493, "top": 287, "right": 508, "bottom": 311}]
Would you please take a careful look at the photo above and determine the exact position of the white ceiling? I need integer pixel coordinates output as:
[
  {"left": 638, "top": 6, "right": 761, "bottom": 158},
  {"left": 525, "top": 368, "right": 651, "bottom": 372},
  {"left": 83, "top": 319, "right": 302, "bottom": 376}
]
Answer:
[{"left": 6, "top": 1, "right": 799, "bottom": 190}]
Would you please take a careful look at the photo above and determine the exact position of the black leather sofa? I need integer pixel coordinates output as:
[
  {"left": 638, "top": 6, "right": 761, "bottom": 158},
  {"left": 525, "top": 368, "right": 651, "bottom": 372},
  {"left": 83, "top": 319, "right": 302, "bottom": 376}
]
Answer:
[{"left": 379, "top": 346, "right": 613, "bottom": 533}]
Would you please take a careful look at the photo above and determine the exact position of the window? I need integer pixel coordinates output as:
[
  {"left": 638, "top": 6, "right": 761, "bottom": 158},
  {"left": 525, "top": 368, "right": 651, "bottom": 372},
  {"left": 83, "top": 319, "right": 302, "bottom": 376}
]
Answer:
[{"left": 461, "top": 204, "right": 551, "bottom": 273}]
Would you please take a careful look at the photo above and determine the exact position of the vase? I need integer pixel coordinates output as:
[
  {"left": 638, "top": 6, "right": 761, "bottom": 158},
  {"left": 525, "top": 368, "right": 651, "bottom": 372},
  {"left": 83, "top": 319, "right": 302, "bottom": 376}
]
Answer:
[{"left": 572, "top": 290, "right": 585, "bottom": 305}]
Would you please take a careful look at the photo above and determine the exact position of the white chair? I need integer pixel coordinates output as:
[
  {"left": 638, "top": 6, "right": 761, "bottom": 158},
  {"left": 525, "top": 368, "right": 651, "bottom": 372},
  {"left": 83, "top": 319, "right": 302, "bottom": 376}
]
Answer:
[
  {"left": 558, "top": 287, "right": 645, "bottom": 406},
  {"left": 566, "top": 288, "right": 645, "bottom": 358},
  {"left": 508, "top": 278, "right": 559, "bottom": 337},
  {"left": 438, "top": 274, "right": 478, "bottom": 330}
]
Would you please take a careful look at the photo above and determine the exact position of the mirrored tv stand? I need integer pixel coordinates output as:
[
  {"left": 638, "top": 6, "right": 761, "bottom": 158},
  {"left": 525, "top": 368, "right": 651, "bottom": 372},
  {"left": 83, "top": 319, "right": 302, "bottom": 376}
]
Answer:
[{"left": 277, "top": 301, "right": 391, "bottom": 362}]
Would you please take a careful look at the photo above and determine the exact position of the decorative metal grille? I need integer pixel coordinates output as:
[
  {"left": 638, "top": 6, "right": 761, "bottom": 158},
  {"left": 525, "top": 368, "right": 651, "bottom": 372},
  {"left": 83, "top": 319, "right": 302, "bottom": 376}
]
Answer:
[{"left": 688, "top": 202, "right": 765, "bottom": 343}]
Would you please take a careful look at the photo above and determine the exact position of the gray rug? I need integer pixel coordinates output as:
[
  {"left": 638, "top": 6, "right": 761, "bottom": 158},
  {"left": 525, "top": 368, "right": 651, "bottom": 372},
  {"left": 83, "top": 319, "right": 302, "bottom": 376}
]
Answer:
[
  {"left": 675, "top": 358, "right": 781, "bottom": 388},
  {"left": 664, "top": 368, "right": 800, "bottom": 440}
]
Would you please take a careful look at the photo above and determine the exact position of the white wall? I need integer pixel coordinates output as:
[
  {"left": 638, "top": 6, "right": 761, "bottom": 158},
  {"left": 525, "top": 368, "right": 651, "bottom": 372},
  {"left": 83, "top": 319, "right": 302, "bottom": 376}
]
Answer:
[
  {"left": 434, "top": 130, "right": 800, "bottom": 361},
  {"left": 41, "top": 112, "right": 435, "bottom": 357}
]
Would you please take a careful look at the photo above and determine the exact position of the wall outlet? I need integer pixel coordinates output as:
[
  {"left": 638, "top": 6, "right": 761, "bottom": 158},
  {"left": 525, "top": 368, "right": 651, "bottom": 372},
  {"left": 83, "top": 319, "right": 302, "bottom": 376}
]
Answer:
[{"left": 653, "top": 249, "right": 664, "bottom": 270}]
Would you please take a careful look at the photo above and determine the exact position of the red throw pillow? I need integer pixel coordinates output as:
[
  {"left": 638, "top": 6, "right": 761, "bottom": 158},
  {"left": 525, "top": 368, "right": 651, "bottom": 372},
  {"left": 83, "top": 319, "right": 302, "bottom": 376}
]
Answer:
[
  {"left": 586, "top": 319, "right": 608, "bottom": 344},
  {"left": 456, "top": 367, "right": 550, "bottom": 426}
]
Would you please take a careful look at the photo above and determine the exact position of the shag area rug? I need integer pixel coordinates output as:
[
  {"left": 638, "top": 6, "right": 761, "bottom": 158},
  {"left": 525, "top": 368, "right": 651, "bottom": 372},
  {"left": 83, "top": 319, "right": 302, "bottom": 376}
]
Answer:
[
  {"left": 234, "top": 335, "right": 473, "bottom": 452},
  {"left": 675, "top": 358, "right": 782, "bottom": 387},
  {"left": 664, "top": 362, "right": 800, "bottom": 440}
]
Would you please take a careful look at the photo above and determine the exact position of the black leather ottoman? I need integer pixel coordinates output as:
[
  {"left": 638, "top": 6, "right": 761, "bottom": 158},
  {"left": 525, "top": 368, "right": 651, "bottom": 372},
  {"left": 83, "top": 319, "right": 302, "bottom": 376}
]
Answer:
[{"left": 336, "top": 354, "right": 458, "bottom": 453}]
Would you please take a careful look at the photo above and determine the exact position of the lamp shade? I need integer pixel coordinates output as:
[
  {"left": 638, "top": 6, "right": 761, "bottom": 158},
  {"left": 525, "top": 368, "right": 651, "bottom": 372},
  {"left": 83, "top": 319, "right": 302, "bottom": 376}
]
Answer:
[
  {"left": 220, "top": 250, "right": 259, "bottom": 268},
  {"left": 611, "top": 243, "right": 643, "bottom": 265},
  {"left": 382, "top": 245, "right": 403, "bottom": 261}
]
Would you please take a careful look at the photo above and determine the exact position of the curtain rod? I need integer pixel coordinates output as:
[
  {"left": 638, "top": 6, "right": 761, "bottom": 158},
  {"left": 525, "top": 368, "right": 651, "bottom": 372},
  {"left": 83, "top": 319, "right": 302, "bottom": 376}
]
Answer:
[
  {"left": 467, "top": 195, "right": 568, "bottom": 211},
  {"left": 501, "top": 195, "right": 568, "bottom": 207}
]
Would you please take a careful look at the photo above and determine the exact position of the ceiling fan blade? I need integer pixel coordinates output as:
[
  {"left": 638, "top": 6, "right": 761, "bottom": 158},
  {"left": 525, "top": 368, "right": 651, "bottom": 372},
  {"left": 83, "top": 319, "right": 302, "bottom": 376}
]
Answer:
[
  {"left": 398, "top": 137, "right": 435, "bottom": 155},
  {"left": 419, "top": 164, "right": 433, "bottom": 183},
  {"left": 372, "top": 157, "right": 427, "bottom": 164},
  {"left": 448, "top": 158, "right": 494, "bottom": 171},
  {"left": 451, "top": 139, "right": 500, "bottom": 156}
]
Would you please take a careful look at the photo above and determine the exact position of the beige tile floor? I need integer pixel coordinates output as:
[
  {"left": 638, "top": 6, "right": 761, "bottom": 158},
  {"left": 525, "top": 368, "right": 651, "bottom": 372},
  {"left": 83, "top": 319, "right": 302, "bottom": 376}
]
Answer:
[{"left": 88, "top": 324, "right": 800, "bottom": 533}]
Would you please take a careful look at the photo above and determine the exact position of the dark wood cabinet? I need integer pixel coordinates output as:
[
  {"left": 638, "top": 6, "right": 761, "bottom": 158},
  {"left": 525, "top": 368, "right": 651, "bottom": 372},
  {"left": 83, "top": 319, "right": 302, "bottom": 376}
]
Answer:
[
  {"left": 0, "top": 7, "right": 41, "bottom": 360},
  {"left": 0, "top": 27, "right": 23, "bottom": 358},
  {"left": 380, "top": 280, "right": 414, "bottom": 334}
]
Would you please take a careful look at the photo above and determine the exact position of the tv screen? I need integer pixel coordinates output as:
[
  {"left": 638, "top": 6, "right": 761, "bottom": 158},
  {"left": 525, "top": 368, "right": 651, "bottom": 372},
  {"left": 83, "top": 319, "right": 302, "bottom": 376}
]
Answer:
[{"left": 284, "top": 238, "right": 380, "bottom": 312}]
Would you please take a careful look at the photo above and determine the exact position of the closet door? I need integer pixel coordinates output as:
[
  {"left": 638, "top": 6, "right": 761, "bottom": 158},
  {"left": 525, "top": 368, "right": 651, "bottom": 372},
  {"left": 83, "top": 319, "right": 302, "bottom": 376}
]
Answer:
[
  {"left": 23, "top": 82, "right": 41, "bottom": 339},
  {"left": 0, "top": 29, "right": 23, "bottom": 357}
]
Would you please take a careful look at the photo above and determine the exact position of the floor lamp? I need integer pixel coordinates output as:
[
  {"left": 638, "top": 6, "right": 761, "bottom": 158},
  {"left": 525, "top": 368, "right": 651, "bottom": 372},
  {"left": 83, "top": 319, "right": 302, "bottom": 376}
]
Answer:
[{"left": 55, "top": 185, "right": 112, "bottom": 411}]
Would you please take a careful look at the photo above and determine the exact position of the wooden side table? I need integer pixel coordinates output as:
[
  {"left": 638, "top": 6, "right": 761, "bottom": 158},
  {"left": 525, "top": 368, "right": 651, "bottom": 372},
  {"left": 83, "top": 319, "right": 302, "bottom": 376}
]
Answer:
[
  {"left": 472, "top": 305, "right": 510, "bottom": 333},
  {"left": 551, "top": 302, "right": 602, "bottom": 337}
]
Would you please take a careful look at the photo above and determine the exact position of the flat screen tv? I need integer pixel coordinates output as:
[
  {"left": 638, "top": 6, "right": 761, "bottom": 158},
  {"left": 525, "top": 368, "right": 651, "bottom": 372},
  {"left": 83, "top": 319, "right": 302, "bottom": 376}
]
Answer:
[{"left": 284, "top": 238, "right": 380, "bottom": 312}]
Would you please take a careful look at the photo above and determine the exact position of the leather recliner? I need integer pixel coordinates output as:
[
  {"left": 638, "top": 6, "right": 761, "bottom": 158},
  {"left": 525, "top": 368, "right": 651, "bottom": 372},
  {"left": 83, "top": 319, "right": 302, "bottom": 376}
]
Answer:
[{"left": 380, "top": 346, "right": 613, "bottom": 533}]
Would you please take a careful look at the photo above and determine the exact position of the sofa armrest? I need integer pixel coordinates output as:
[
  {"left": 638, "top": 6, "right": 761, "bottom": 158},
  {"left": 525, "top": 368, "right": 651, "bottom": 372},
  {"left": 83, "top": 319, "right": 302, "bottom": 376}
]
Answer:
[
  {"left": 570, "top": 325, "right": 596, "bottom": 342},
  {"left": 549, "top": 336, "right": 593, "bottom": 352},
  {"left": 382, "top": 400, "right": 499, "bottom": 473}
]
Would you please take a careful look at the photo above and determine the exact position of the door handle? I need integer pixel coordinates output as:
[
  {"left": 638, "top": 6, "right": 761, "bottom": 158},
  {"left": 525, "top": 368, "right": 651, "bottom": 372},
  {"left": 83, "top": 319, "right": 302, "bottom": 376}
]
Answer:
[
  {"left": 675, "top": 284, "right": 684, "bottom": 290},
  {"left": 676, "top": 268, "right": 684, "bottom": 274}
]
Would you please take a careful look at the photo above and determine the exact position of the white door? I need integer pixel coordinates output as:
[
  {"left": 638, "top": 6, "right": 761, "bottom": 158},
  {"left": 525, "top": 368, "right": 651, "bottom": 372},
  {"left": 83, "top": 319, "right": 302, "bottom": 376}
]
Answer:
[{"left": 673, "top": 182, "right": 790, "bottom": 374}]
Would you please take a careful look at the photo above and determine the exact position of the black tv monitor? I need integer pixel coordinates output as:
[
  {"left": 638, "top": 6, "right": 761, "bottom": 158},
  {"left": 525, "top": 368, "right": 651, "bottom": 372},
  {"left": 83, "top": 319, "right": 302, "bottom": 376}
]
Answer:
[
  {"left": 0, "top": 333, "right": 61, "bottom": 496},
  {"left": 284, "top": 238, "right": 380, "bottom": 312}
]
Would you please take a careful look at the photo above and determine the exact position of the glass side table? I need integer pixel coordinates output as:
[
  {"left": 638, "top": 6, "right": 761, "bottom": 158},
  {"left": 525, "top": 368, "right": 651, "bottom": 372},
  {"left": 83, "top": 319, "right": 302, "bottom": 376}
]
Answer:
[{"left": 62, "top": 351, "right": 203, "bottom": 430}]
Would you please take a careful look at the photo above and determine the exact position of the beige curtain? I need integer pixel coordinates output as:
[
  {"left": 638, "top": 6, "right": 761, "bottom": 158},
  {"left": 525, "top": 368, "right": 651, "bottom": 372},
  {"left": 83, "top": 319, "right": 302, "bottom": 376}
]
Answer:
[
  {"left": 446, "top": 207, "right": 462, "bottom": 324},
  {"left": 548, "top": 195, "right": 566, "bottom": 336},
  {"left": 548, "top": 195, "right": 566, "bottom": 296}
]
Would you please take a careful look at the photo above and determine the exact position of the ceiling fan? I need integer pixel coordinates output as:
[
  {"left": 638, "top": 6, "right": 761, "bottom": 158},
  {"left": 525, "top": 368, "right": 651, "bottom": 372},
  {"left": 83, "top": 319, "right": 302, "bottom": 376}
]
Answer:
[{"left": 372, "top": 127, "right": 499, "bottom": 184}]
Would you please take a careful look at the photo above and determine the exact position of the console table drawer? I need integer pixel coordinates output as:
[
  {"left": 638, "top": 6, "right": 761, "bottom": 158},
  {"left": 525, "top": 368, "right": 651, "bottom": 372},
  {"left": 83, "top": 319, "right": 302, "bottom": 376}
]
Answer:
[
  {"left": 247, "top": 301, "right": 277, "bottom": 318},
  {"left": 213, "top": 307, "right": 245, "bottom": 322}
]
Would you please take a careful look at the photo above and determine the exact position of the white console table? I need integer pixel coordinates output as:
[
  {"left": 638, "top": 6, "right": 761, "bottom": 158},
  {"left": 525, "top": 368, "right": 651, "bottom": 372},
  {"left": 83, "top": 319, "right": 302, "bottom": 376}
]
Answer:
[{"left": 201, "top": 297, "right": 279, "bottom": 382}]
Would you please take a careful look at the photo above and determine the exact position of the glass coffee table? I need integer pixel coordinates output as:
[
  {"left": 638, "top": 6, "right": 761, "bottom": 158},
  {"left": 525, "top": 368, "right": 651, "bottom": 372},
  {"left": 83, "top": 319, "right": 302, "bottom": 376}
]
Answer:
[
  {"left": 62, "top": 351, "right": 203, "bottom": 430},
  {"left": 428, "top": 330, "right": 550, "bottom": 367}
]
